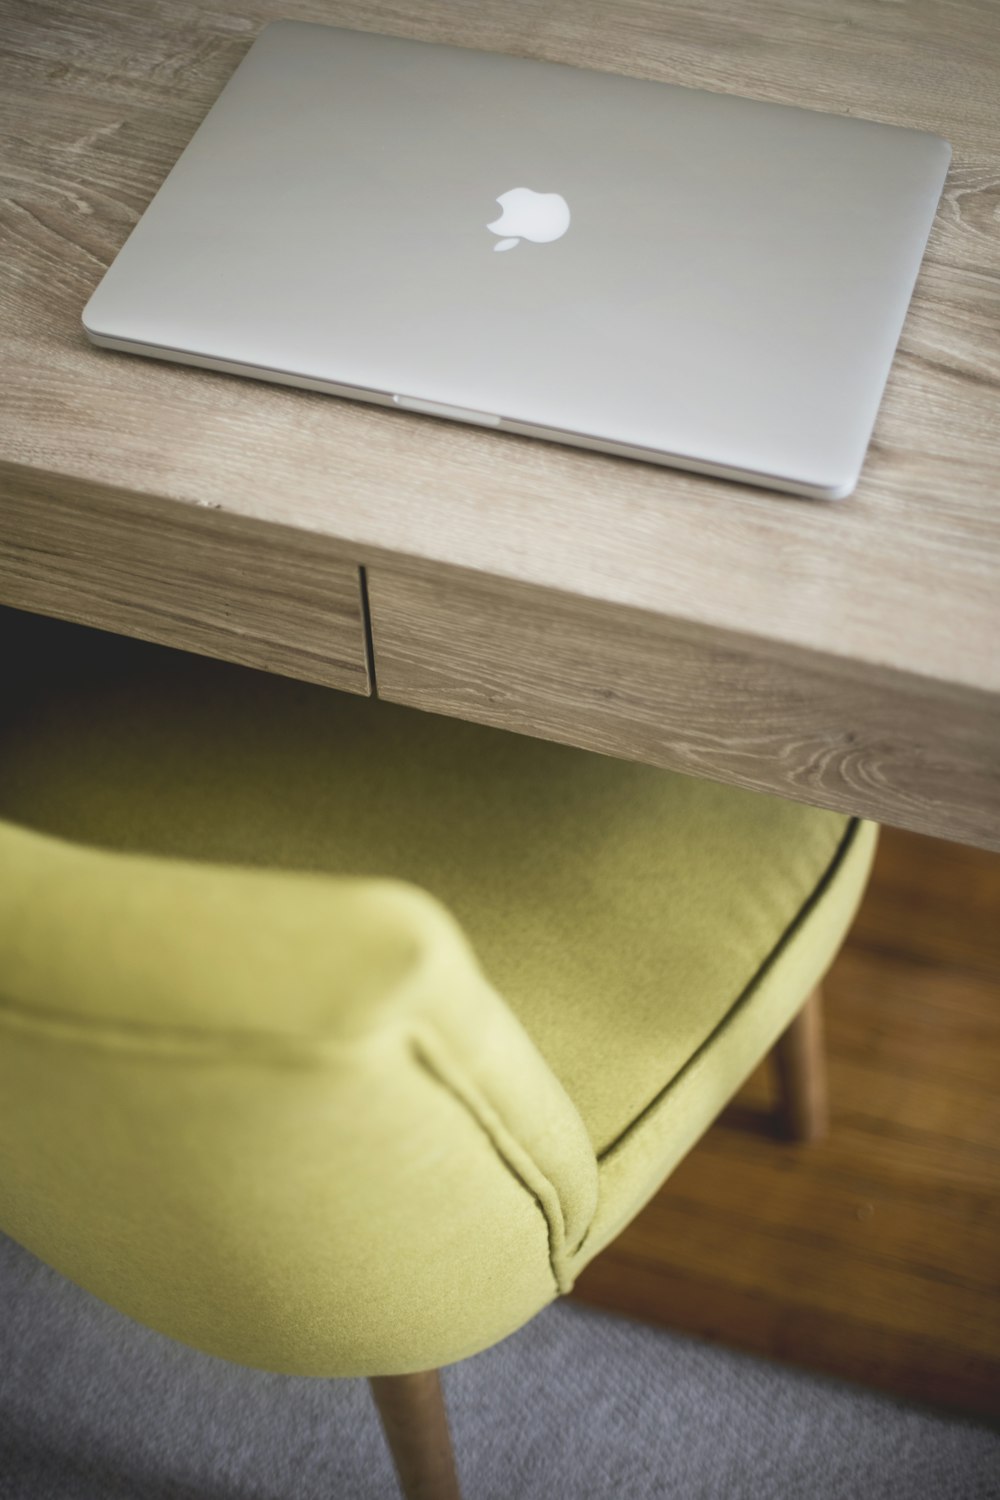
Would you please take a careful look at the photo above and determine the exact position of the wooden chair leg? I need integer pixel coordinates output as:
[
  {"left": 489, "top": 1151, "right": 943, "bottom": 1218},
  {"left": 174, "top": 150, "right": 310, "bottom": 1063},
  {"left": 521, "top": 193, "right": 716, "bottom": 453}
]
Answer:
[
  {"left": 369, "top": 1370, "right": 462, "bottom": 1500},
  {"left": 772, "top": 984, "right": 829, "bottom": 1143}
]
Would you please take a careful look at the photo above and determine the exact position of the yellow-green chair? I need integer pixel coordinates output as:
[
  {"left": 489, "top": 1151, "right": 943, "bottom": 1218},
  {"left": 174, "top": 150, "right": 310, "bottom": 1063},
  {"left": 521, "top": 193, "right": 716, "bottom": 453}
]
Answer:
[{"left": 0, "top": 605, "right": 876, "bottom": 1499}]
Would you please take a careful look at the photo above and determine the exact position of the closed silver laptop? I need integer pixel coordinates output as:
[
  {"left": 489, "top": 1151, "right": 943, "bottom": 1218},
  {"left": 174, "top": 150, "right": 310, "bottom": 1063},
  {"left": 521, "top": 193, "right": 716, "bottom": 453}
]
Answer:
[{"left": 82, "top": 21, "right": 950, "bottom": 500}]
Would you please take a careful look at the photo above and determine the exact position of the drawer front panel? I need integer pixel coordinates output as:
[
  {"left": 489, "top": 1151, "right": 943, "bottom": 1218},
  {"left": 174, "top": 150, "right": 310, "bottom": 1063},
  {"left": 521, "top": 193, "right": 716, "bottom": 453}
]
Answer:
[
  {"left": 0, "top": 467, "right": 371, "bottom": 694},
  {"left": 368, "top": 563, "right": 1000, "bottom": 850}
]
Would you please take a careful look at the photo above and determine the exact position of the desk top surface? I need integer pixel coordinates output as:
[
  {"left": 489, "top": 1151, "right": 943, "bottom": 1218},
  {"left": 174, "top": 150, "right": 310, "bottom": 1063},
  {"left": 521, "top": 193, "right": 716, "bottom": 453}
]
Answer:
[{"left": 2, "top": 0, "right": 998, "bottom": 696}]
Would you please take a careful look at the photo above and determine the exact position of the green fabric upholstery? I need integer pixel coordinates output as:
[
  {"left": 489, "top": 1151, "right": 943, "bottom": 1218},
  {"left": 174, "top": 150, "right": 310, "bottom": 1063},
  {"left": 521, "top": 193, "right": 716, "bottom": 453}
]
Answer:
[
  {"left": 0, "top": 607, "right": 876, "bottom": 1376},
  {"left": 0, "top": 822, "right": 588, "bottom": 1377}
]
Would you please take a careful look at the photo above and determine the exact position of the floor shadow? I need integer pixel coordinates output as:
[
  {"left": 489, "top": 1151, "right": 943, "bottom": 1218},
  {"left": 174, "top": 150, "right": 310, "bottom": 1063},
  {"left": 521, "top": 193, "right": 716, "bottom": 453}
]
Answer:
[{"left": 714, "top": 1099, "right": 785, "bottom": 1141}]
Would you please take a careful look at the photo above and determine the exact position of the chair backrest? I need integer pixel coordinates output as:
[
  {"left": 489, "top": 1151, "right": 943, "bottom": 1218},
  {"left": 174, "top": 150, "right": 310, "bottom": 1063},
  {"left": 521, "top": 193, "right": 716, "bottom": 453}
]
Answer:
[{"left": 0, "top": 816, "right": 598, "bottom": 1376}]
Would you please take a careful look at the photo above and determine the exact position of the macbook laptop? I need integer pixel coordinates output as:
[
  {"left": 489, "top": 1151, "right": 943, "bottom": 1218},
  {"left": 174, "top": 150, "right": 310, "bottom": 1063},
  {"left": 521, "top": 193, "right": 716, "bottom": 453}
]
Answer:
[{"left": 82, "top": 21, "right": 951, "bottom": 500}]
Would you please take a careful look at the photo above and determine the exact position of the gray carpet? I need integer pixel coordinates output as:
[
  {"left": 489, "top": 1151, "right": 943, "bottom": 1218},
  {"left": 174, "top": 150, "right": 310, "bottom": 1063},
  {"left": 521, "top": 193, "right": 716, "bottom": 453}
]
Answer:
[{"left": 0, "top": 1232, "right": 996, "bottom": 1500}]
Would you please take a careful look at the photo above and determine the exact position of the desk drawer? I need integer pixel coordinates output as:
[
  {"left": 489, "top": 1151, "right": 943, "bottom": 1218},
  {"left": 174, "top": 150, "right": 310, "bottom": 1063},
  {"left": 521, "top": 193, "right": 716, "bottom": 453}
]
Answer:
[
  {"left": 0, "top": 466, "right": 370, "bottom": 694},
  {"left": 367, "top": 563, "right": 1000, "bottom": 850}
]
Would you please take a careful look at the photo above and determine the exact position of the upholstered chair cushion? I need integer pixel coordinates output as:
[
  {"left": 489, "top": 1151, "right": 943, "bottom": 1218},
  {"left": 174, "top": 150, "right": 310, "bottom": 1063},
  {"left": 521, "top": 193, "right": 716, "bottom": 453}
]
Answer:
[{"left": 0, "top": 608, "right": 875, "bottom": 1375}]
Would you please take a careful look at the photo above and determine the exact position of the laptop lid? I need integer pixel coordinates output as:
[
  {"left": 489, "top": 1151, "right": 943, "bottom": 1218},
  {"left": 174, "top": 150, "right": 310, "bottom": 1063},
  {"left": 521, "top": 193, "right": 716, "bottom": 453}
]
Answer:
[{"left": 82, "top": 21, "right": 951, "bottom": 499}]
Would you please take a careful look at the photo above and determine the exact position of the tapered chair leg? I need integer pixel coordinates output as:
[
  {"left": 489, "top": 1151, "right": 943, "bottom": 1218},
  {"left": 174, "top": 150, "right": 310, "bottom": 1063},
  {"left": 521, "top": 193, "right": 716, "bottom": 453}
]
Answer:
[
  {"left": 772, "top": 984, "right": 829, "bottom": 1142},
  {"left": 370, "top": 1370, "right": 462, "bottom": 1500}
]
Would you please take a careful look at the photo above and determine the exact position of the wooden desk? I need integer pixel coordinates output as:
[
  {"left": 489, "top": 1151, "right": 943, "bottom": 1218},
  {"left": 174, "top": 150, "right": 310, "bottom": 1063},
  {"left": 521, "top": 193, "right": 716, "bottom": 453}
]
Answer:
[{"left": 2, "top": 1, "right": 998, "bottom": 848}]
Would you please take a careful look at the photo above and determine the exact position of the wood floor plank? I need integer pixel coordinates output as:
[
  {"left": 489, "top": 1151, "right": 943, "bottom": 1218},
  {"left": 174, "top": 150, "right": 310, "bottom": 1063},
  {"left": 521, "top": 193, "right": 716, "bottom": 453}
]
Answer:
[
  {"left": 847, "top": 827, "right": 1000, "bottom": 977},
  {"left": 572, "top": 828, "right": 1000, "bottom": 1417},
  {"left": 662, "top": 1146, "right": 1000, "bottom": 1294},
  {"left": 617, "top": 1191, "right": 999, "bottom": 1355},
  {"left": 575, "top": 1257, "right": 1000, "bottom": 1418}
]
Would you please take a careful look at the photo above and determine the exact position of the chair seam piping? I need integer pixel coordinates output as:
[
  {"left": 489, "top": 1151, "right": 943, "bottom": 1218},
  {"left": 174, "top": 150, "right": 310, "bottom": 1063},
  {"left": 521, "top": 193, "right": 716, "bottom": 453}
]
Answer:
[
  {"left": 595, "top": 816, "right": 864, "bottom": 1168},
  {"left": 409, "top": 1024, "right": 571, "bottom": 1296}
]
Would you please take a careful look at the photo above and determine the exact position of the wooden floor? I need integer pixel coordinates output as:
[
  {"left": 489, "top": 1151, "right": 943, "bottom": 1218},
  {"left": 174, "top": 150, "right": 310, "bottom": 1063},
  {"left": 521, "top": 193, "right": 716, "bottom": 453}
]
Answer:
[{"left": 571, "top": 828, "right": 1000, "bottom": 1419}]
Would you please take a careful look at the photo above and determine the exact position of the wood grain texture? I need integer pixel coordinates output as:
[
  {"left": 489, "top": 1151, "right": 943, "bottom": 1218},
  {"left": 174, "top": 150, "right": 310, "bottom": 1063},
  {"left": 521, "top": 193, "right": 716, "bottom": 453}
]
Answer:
[
  {"left": 573, "top": 827, "right": 1000, "bottom": 1418},
  {"left": 0, "top": 461, "right": 370, "bottom": 692},
  {"left": 369, "top": 1373, "right": 462, "bottom": 1500},
  {"left": 367, "top": 562, "right": 1000, "bottom": 848},
  {"left": 1, "top": 0, "right": 999, "bottom": 835},
  {"left": 772, "top": 986, "right": 829, "bottom": 1143},
  {"left": 847, "top": 825, "right": 1000, "bottom": 980}
]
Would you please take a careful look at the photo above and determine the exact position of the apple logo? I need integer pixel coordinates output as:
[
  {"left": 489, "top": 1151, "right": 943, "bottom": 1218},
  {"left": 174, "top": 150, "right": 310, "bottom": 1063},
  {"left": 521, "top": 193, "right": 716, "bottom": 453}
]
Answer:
[{"left": 487, "top": 187, "right": 571, "bottom": 253}]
